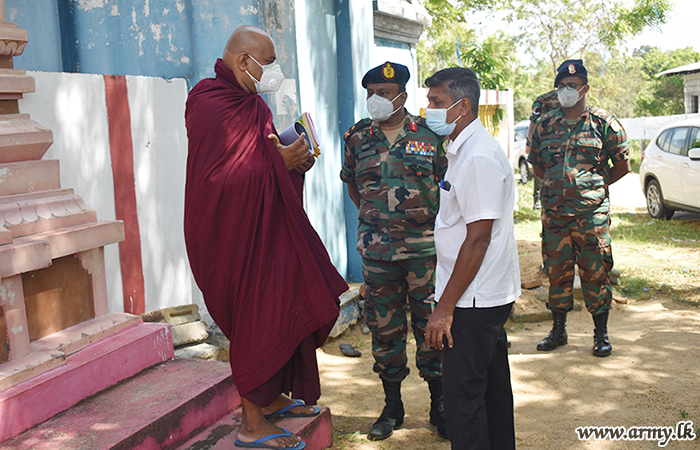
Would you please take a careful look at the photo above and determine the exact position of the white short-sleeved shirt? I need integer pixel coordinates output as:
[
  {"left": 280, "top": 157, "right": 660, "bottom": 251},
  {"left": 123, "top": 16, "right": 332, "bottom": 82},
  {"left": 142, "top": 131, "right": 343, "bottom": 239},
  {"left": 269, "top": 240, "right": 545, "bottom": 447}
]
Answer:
[{"left": 435, "top": 119, "right": 521, "bottom": 308}]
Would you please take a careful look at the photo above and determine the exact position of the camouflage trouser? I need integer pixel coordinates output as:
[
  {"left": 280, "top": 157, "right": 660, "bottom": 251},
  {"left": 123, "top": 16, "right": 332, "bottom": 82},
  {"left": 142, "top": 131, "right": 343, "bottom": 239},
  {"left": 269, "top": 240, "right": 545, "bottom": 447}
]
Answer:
[
  {"left": 542, "top": 212, "right": 614, "bottom": 315},
  {"left": 362, "top": 256, "right": 442, "bottom": 382}
]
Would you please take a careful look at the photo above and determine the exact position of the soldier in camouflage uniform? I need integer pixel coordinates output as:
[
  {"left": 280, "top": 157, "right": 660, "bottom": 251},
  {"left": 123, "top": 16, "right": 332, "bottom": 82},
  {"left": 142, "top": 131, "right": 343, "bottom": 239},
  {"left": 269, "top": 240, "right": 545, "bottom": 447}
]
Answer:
[
  {"left": 527, "top": 90, "right": 559, "bottom": 209},
  {"left": 340, "top": 62, "right": 448, "bottom": 441},
  {"left": 528, "top": 59, "right": 630, "bottom": 357}
]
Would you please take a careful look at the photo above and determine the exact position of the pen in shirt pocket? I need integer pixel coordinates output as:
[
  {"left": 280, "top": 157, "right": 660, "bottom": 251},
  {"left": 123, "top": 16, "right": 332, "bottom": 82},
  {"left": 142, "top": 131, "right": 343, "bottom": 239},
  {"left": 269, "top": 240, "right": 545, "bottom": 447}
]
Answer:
[{"left": 440, "top": 179, "right": 451, "bottom": 191}]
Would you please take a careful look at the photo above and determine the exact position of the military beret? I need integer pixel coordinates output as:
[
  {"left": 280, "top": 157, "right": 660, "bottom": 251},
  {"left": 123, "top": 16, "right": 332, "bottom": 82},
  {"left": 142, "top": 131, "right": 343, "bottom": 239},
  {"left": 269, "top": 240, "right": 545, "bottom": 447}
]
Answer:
[
  {"left": 554, "top": 59, "right": 587, "bottom": 87},
  {"left": 362, "top": 61, "right": 410, "bottom": 88}
]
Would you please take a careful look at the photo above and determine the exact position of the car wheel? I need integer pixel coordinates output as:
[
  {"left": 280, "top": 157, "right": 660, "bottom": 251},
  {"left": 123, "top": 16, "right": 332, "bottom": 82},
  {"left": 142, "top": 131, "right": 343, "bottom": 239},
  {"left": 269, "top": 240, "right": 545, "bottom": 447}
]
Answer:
[
  {"left": 519, "top": 159, "right": 529, "bottom": 184},
  {"left": 645, "top": 179, "right": 674, "bottom": 220}
]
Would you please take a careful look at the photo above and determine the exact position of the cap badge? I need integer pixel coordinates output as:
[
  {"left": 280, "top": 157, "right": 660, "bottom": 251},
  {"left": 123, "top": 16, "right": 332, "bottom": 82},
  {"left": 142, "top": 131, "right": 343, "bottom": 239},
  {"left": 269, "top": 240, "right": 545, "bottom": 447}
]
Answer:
[
  {"left": 382, "top": 63, "right": 395, "bottom": 80},
  {"left": 568, "top": 64, "right": 576, "bottom": 74}
]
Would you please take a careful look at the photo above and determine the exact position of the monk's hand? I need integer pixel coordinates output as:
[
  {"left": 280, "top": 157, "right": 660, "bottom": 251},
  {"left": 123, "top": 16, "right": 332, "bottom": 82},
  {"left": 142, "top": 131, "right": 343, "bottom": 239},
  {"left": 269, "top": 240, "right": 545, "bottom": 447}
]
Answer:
[
  {"left": 295, "top": 154, "right": 316, "bottom": 175},
  {"left": 425, "top": 303, "right": 454, "bottom": 350},
  {"left": 268, "top": 133, "right": 310, "bottom": 171}
]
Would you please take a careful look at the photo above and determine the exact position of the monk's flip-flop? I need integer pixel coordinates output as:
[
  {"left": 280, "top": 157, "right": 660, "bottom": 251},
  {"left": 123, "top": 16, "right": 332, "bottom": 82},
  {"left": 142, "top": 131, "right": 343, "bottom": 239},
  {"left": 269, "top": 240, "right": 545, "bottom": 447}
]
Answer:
[
  {"left": 263, "top": 399, "right": 320, "bottom": 419},
  {"left": 339, "top": 343, "right": 362, "bottom": 357},
  {"left": 234, "top": 427, "right": 306, "bottom": 449}
]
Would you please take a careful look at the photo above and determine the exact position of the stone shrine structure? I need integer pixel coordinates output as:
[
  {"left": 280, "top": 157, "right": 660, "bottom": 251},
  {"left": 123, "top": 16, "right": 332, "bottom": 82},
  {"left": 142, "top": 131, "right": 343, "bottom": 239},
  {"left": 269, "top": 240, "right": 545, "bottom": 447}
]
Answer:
[{"left": 0, "top": 1, "right": 173, "bottom": 442}]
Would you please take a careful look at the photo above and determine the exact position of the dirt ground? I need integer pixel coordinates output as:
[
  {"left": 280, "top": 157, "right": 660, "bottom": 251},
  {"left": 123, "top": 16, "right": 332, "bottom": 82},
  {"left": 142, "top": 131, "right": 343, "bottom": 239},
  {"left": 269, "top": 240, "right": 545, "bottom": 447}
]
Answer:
[{"left": 317, "top": 240, "right": 700, "bottom": 449}]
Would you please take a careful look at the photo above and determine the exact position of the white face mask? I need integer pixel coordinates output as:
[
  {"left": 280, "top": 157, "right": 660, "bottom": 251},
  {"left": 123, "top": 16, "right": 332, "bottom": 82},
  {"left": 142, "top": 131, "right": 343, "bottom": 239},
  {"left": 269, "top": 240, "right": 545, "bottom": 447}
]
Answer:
[
  {"left": 425, "top": 100, "right": 462, "bottom": 136},
  {"left": 366, "top": 93, "right": 403, "bottom": 122},
  {"left": 557, "top": 85, "right": 583, "bottom": 108},
  {"left": 246, "top": 54, "right": 285, "bottom": 94}
]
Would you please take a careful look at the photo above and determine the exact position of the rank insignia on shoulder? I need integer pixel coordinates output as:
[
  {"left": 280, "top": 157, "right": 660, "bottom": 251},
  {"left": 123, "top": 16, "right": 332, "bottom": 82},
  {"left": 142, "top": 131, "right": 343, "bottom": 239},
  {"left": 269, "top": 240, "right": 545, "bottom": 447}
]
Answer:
[
  {"left": 344, "top": 118, "right": 372, "bottom": 142},
  {"left": 410, "top": 121, "right": 418, "bottom": 132},
  {"left": 610, "top": 119, "right": 621, "bottom": 133},
  {"left": 405, "top": 141, "right": 435, "bottom": 156}
]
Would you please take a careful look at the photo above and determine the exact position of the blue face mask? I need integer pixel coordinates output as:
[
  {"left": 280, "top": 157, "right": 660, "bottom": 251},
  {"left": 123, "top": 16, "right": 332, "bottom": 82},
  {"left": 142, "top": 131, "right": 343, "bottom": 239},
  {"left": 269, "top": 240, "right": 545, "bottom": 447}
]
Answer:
[{"left": 425, "top": 100, "right": 462, "bottom": 136}]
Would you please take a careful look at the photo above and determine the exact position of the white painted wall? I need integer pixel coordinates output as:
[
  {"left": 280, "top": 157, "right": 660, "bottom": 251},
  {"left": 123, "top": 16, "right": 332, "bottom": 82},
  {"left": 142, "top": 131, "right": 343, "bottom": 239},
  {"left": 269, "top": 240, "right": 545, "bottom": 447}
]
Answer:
[
  {"left": 18, "top": 71, "right": 206, "bottom": 318},
  {"left": 18, "top": 71, "right": 124, "bottom": 314},
  {"left": 620, "top": 113, "right": 700, "bottom": 140},
  {"left": 295, "top": 0, "right": 347, "bottom": 275},
  {"left": 125, "top": 75, "right": 202, "bottom": 315}
]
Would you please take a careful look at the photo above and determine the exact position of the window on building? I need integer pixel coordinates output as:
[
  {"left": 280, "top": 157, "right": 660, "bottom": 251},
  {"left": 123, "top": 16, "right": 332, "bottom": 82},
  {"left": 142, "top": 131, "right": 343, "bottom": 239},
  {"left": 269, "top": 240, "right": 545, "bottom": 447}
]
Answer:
[{"left": 692, "top": 96, "right": 699, "bottom": 114}]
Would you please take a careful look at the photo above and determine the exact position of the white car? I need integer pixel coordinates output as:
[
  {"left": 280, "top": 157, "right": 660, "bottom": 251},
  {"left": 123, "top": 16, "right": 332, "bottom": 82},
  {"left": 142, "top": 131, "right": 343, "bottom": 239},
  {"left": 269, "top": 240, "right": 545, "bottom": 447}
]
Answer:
[
  {"left": 639, "top": 118, "right": 700, "bottom": 219},
  {"left": 511, "top": 120, "right": 530, "bottom": 184}
]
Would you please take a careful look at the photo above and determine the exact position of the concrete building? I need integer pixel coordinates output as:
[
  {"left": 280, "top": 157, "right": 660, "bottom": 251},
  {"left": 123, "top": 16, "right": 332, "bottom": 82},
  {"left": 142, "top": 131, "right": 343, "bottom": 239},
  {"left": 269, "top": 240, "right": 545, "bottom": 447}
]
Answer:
[{"left": 657, "top": 61, "right": 700, "bottom": 114}]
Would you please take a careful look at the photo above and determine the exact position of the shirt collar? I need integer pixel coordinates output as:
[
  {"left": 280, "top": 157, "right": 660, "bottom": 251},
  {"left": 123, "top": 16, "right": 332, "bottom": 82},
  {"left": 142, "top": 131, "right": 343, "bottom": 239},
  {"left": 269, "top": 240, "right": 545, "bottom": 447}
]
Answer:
[{"left": 447, "top": 118, "right": 483, "bottom": 156}]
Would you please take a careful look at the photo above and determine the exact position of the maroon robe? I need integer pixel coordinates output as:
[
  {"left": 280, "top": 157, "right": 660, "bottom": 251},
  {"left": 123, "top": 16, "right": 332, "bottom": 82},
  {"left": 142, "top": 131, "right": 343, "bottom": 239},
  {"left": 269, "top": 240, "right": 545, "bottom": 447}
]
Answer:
[{"left": 184, "top": 59, "right": 346, "bottom": 400}]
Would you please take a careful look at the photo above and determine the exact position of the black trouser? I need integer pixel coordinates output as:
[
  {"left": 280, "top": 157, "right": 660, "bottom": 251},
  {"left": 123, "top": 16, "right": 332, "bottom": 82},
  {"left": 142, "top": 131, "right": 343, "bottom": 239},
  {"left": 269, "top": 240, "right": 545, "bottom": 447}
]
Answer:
[{"left": 443, "top": 302, "right": 515, "bottom": 450}]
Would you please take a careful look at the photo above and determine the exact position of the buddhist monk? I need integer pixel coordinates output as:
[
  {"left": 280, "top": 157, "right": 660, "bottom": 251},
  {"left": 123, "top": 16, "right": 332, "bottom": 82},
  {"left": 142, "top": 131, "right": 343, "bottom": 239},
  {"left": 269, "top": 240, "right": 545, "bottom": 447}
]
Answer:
[{"left": 184, "top": 25, "right": 347, "bottom": 449}]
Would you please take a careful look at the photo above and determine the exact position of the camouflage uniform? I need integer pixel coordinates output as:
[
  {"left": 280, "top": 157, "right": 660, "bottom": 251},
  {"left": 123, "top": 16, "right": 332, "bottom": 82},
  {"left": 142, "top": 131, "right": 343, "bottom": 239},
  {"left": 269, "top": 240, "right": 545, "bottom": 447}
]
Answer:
[
  {"left": 528, "top": 90, "right": 560, "bottom": 205},
  {"left": 340, "top": 112, "right": 447, "bottom": 382},
  {"left": 528, "top": 106, "right": 629, "bottom": 314}
]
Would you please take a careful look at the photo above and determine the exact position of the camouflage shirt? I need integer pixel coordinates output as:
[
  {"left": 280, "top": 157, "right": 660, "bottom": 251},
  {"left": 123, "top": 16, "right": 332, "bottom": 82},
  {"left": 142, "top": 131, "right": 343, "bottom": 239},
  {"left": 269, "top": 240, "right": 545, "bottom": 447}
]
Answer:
[
  {"left": 527, "top": 91, "right": 559, "bottom": 151},
  {"left": 340, "top": 112, "right": 447, "bottom": 261},
  {"left": 528, "top": 106, "right": 629, "bottom": 215},
  {"left": 529, "top": 90, "right": 559, "bottom": 123}
]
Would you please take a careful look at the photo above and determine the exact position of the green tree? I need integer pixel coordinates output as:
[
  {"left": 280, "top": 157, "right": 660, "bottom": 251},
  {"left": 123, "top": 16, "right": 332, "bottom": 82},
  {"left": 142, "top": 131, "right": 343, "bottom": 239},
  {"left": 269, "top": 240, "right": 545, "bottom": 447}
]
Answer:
[
  {"left": 505, "top": 0, "right": 673, "bottom": 71},
  {"left": 580, "top": 51, "right": 647, "bottom": 118},
  {"left": 418, "top": 0, "right": 514, "bottom": 89}
]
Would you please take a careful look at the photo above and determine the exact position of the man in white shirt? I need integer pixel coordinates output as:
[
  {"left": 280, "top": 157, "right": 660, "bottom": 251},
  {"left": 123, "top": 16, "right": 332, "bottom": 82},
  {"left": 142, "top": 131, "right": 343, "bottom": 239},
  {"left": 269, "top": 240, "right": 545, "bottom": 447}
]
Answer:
[{"left": 424, "top": 67, "right": 521, "bottom": 450}]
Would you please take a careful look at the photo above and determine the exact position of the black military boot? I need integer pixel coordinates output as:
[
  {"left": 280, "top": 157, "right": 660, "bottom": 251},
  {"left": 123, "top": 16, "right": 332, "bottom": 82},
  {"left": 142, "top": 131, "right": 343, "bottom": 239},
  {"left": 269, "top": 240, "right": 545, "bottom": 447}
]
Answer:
[
  {"left": 427, "top": 378, "right": 449, "bottom": 440},
  {"left": 592, "top": 311, "right": 612, "bottom": 357},
  {"left": 368, "top": 379, "right": 404, "bottom": 441},
  {"left": 536, "top": 310, "right": 568, "bottom": 351}
]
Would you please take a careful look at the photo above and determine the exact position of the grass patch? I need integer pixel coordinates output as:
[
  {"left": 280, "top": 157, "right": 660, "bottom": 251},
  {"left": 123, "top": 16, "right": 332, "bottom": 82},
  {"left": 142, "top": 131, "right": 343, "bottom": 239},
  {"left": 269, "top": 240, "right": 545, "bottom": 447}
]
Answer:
[
  {"left": 514, "top": 178, "right": 700, "bottom": 306},
  {"left": 514, "top": 177, "right": 542, "bottom": 242},
  {"left": 628, "top": 140, "right": 642, "bottom": 174},
  {"left": 610, "top": 212, "right": 700, "bottom": 304}
]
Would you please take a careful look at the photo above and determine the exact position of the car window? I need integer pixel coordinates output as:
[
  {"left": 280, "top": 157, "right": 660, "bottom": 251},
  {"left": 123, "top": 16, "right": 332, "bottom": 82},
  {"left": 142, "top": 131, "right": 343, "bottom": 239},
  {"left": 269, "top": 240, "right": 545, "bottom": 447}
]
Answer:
[
  {"left": 688, "top": 127, "right": 700, "bottom": 153},
  {"left": 514, "top": 127, "right": 527, "bottom": 141},
  {"left": 656, "top": 129, "right": 671, "bottom": 152},
  {"left": 667, "top": 127, "right": 688, "bottom": 155}
]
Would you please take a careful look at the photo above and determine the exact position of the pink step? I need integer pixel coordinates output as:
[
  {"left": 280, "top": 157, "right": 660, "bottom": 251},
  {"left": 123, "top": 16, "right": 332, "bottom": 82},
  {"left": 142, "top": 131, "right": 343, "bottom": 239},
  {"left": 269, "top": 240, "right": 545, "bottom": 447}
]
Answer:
[
  {"left": 0, "top": 358, "right": 239, "bottom": 450},
  {"left": 0, "top": 321, "right": 174, "bottom": 442},
  {"left": 175, "top": 406, "right": 333, "bottom": 450}
]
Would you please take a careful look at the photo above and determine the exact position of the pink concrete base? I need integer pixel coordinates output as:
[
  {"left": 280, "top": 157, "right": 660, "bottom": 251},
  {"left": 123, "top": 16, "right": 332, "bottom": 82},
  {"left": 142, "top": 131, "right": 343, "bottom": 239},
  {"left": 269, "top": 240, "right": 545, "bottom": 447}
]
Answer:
[
  {"left": 30, "top": 312, "right": 141, "bottom": 357},
  {"left": 175, "top": 406, "right": 333, "bottom": 450},
  {"left": 0, "top": 359, "right": 237, "bottom": 450},
  {"left": 0, "top": 313, "right": 142, "bottom": 391},
  {"left": 0, "top": 321, "right": 174, "bottom": 443}
]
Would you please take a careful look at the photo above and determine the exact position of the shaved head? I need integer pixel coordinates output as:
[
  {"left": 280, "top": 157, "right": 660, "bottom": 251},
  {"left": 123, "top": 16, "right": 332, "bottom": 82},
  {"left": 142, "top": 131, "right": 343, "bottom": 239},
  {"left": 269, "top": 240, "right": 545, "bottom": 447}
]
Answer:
[{"left": 223, "top": 25, "right": 277, "bottom": 95}]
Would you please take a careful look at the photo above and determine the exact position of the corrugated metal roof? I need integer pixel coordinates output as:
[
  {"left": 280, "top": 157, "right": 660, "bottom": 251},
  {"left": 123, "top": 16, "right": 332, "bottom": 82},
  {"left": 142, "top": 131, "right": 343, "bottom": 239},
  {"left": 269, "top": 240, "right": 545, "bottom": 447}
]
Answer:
[{"left": 656, "top": 61, "right": 700, "bottom": 77}]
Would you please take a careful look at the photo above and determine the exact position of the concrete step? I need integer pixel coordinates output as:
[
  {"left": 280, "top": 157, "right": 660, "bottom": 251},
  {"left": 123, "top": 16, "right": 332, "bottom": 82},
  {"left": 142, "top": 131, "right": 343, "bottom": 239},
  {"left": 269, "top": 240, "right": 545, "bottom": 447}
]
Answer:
[
  {"left": 175, "top": 406, "right": 332, "bottom": 450},
  {"left": 0, "top": 358, "right": 239, "bottom": 450},
  {"left": 0, "top": 321, "right": 173, "bottom": 442}
]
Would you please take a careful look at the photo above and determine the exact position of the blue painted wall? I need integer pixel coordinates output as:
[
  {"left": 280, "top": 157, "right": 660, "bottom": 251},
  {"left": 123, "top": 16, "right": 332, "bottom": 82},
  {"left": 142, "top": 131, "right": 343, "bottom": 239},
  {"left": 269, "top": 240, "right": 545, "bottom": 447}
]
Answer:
[
  {"left": 6, "top": 0, "right": 299, "bottom": 89},
  {"left": 5, "top": 0, "right": 63, "bottom": 72},
  {"left": 333, "top": 0, "right": 374, "bottom": 282}
]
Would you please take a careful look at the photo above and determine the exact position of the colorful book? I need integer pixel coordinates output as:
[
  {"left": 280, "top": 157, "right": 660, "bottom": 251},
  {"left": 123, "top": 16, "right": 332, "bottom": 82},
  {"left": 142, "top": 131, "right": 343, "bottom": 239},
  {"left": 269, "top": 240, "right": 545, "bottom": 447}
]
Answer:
[{"left": 279, "top": 112, "right": 321, "bottom": 157}]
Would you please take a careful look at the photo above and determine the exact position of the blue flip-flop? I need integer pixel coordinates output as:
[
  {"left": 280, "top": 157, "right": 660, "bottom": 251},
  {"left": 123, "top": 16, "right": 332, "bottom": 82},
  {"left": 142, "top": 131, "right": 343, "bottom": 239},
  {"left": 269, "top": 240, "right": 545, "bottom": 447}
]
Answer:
[
  {"left": 234, "top": 427, "right": 306, "bottom": 449},
  {"left": 263, "top": 399, "right": 320, "bottom": 419}
]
